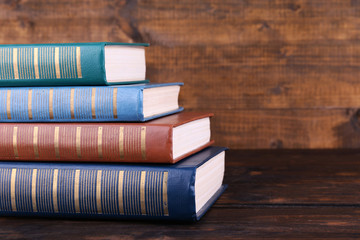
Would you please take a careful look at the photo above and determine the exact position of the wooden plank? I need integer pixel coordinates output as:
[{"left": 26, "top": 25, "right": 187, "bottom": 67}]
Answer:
[
  {"left": 208, "top": 109, "right": 360, "bottom": 149},
  {"left": 148, "top": 44, "right": 360, "bottom": 109},
  {"left": 0, "top": 0, "right": 359, "bottom": 46},
  {"left": 0, "top": 207, "right": 360, "bottom": 239},
  {"left": 219, "top": 150, "right": 360, "bottom": 205}
]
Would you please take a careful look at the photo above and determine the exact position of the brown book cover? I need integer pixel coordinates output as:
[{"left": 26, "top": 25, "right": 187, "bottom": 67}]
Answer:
[{"left": 0, "top": 112, "right": 214, "bottom": 163}]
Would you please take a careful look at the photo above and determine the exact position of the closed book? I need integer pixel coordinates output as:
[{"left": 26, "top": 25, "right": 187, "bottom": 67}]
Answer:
[
  {"left": 0, "top": 146, "right": 226, "bottom": 221},
  {"left": 0, "top": 112, "right": 213, "bottom": 163},
  {"left": 0, "top": 83, "right": 183, "bottom": 122},
  {"left": 0, "top": 42, "right": 148, "bottom": 86}
]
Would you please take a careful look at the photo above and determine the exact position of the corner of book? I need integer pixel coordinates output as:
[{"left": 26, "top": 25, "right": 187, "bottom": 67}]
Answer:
[{"left": 195, "top": 184, "right": 228, "bottom": 221}]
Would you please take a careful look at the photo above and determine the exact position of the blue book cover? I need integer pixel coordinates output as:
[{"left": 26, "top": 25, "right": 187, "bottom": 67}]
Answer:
[
  {"left": 0, "top": 146, "right": 227, "bottom": 221},
  {"left": 0, "top": 82, "right": 183, "bottom": 122},
  {"left": 0, "top": 42, "right": 149, "bottom": 86}
]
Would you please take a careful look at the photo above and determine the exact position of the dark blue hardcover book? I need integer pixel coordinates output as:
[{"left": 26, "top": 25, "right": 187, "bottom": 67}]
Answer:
[
  {"left": 0, "top": 146, "right": 226, "bottom": 221},
  {"left": 0, "top": 82, "right": 183, "bottom": 122}
]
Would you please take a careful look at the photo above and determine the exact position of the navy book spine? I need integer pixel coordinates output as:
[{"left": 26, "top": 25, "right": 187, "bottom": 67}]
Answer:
[{"left": 0, "top": 147, "right": 226, "bottom": 221}]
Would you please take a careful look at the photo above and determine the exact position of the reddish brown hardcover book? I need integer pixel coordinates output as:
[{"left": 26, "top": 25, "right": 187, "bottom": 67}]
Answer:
[{"left": 0, "top": 112, "right": 214, "bottom": 163}]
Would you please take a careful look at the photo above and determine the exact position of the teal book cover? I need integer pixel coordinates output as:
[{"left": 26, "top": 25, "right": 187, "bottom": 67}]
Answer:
[{"left": 0, "top": 42, "right": 149, "bottom": 87}]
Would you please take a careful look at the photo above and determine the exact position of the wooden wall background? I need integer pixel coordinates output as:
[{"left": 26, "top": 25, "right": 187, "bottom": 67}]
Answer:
[{"left": 0, "top": 0, "right": 360, "bottom": 149}]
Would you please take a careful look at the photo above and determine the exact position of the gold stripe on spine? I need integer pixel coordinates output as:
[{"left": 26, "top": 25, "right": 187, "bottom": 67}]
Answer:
[
  {"left": 13, "top": 127, "right": 18, "bottom": 158},
  {"left": 141, "top": 127, "right": 146, "bottom": 160},
  {"left": 96, "top": 170, "right": 102, "bottom": 214},
  {"left": 70, "top": 88, "right": 75, "bottom": 119},
  {"left": 98, "top": 127, "right": 103, "bottom": 158},
  {"left": 49, "top": 88, "right": 54, "bottom": 119},
  {"left": 163, "top": 172, "right": 169, "bottom": 216},
  {"left": 119, "top": 127, "right": 124, "bottom": 159},
  {"left": 33, "top": 127, "right": 39, "bottom": 158},
  {"left": 118, "top": 170, "right": 124, "bottom": 214},
  {"left": 54, "top": 47, "right": 60, "bottom": 78},
  {"left": 54, "top": 126, "right": 60, "bottom": 159},
  {"left": 76, "top": 127, "right": 81, "bottom": 158},
  {"left": 13, "top": 48, "right": 19, "bottom": 79},
  {"left": 74, "top": 169, "right": 80, "bottom": 213},
  {"left": 34, "top": 48, "right": 39, "bottom": 79},
  {"left": 6, "top": 90, "right": 11, "bottom": 119},
  {"left": 10, "top": 169, "right": 17, "bottom": 211},
  {"left": 28, "top": 89, "right": 33, "bottom": 120},
  {"left": 91, "top": 88, "right": 96, "bottom": 119},
  {"left": 31, "top": 169, "right": 37, "bottom": 212},
  {"left": 113, "top": 88, "right": 118, "bottom": 119},
  {"left": 140, "top": 171, "right": 146, "bottom": 215},
  {"left": 76, "top": 47, "right": 82, "bottom": 78},
  {"left": 52, "top": 169, "right": 59, "bottom": 213}
]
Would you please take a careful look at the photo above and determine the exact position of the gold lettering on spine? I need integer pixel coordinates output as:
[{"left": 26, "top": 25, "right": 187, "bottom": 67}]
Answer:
[
  {"left": 96, "top": 170, "right": 102, "bottom": 214},
  {"left": 28, "top": 89, "right": 33, "bottom": 120},
  {"left": 31, "top": 169, "right": 37, "bottom": 212},
  {"left": 52, "top": 169, "right": 59, "bottom": 213},
  {"left": 13, "top": 48, "right": 19, "bottom": 79},
  {"left": 98, "top": 127, "right": 103, "bottom": 158},
  {"left": 162, "top": 172, "right": 169, "bottom": 216},
  {"left": 49, "top": 88, "right": 54, "bottom": 119},
  {"left": 119, "top": 127, "right": 124, "bottom": 159},
  {"left": 10, "top": 169, "right": 17, "bottom": 211},
  {"left": 54, "top": 47, "right": 60, "bottom": 78},
  {"left": 118, "top": 171, "right": 124, "bottom": 214},
  {"left": 33, "top": 127, "right": 39, "bottom": 158},
  {"left": 13, "top": 127, "right": 18, "bottom": 158},
  {"left": 140, "top": 171, "right": 146, "bottom": 215},
  {"left": 76, "top": 127, "right": 81, "bottom": 158},
  {"left": 113, "top": 88, "right": 118, "bottom": 119},
  {"left": 54, "top": 127, "right": 60, "bottom": 159},
  {"left": 76, "top": 47, "right": 82, "bottom": 78},
  {"left": 34, "top": 48, "right": 39, "bottom": 79},
  {"left": 6, "top": 90, "right": 11, "bottom": 119},
  {"left": 74, "top": 169, "right": 80, "bottom": 213},
  {"left": 70, "top": 88, "right": 75, "bottom": 119},
  {"left": 91, "top": 88, "right": 96, "bottom": 119},
  {"left": 141, "top": 127, "right": 146, "bottom": 160}
]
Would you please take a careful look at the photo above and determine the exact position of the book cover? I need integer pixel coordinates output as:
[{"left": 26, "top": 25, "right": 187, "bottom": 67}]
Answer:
[
  {"left": 0, "top": 146, "right": 227, "bottom": 221},
  {"left": 0, "top": 42, "right": 149, "bottom": 86},
  {"left": 0, "top": 83, "right": 183, "bottom": 122},
  {"left": 0, "top": 112, "right": 213, "bottom": 163}
]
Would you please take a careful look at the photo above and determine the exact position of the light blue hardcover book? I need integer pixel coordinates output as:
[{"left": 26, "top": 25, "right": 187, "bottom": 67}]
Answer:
[
  {"left": 0, "top": 146, "right": 227, "bottom": 221},
  {"left": 0, "top": 82, "right": 183, "bottom": 122}
]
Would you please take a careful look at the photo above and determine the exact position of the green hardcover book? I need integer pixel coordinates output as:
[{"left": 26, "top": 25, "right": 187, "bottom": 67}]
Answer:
[{"left": 0, "top": 42, "right": 149, "bottom": 87}]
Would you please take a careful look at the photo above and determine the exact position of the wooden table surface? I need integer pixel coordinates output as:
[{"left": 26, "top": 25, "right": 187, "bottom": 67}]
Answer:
[{"left": 1, "top": 149, "right": 360, "bottom": 239}]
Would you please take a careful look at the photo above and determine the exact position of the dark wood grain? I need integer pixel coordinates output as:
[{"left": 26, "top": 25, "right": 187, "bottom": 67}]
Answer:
[
  {"left": 220, "top": 149, "right": 360, "bottom": 206},
  {"left": 1, "top": 207, "right": 360, "bottom": 239},
  {"left": 209, "top": 108, "right": 360, "bottom": 149},
  {"left": 1, "top": 0, "right": 360, "bottom": 148},
  {"left": 2, "top": 150, "right": 360, "bottom": 239}
]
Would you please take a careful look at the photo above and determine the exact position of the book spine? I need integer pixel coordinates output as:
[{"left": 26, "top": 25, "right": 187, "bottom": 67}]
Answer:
[
  {"left": 0, "top": 124, "right": 173, "bottom": 163},
  {"left": 0, "top": 44, "right": 107, "bottom": 86},
  {"left": 0, "top": 164, "right": 195, "bottom": 221},
  {"left": 0, "top": 87, "right": 144, "bottom": 122}
]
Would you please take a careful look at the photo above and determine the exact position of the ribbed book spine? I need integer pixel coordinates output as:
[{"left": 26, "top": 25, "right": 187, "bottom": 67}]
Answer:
[
  {"left": 0, "top": 124, "right": 166, "bottom": 162},
  {"left": 0, "top": 168, "right": 169, "bottom": 217},
  {"left": 3, "top": 87, "right": 124, "bottom": 121},
  {"left": 0, "top": 46, "right": 82, "bottom": 81}
]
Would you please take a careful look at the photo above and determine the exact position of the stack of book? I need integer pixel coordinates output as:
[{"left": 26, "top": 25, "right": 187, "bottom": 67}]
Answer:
[{"left": 0, "top": 42, "right": 226, "bottom": 221}]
